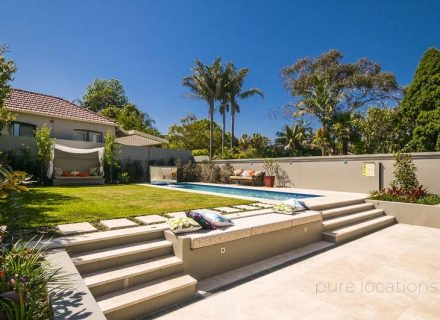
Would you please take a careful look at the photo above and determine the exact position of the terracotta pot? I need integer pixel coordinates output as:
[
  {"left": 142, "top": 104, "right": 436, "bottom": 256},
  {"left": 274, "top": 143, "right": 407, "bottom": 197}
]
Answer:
[{"left": 264, "top": 176, "right": 275, "bottom": 188}]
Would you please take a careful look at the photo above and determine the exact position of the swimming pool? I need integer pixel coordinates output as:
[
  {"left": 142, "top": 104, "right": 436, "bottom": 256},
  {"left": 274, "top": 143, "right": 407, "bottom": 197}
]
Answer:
[{"left": 167, "top": 183, "right": 320, "bottom": 201}]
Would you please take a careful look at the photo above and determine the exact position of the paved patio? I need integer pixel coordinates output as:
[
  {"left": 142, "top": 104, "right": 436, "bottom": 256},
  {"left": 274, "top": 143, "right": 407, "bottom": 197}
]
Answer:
[{"left": 158, "top": 224, "right": 440, "bottom": 320}]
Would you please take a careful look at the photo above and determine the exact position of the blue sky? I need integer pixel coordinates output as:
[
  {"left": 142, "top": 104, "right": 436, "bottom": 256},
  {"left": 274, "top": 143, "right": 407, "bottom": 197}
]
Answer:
[{"left": 1, "top": 0, "right": 439, "bottom": 139}]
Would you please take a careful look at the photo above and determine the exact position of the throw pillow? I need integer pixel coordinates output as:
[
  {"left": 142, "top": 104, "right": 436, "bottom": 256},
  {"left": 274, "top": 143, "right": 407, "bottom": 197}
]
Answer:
[
  {"left": 241, "top": 170, "right": 255, "bottom": 177},
  {"left": 253, "top": 170, "right": 264, "bottom": 177},
  {"left": 167, "top": 217, "right": 202, "bottom": 234},
  {"left": 233, "top": 169, "right": 243, "bottom": 176},
  {"left": 89, "top": 167, "right": 99, "bottom": 176},
  {"left": 203, "top": 212, "right": 234, "bottom": 227},
  {"left": 186, "top": 211, "right": 217, "bottom": 230}
]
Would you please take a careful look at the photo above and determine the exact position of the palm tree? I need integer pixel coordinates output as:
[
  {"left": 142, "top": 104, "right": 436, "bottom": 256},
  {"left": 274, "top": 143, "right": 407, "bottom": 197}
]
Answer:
[
  {"left": 223, "top": 64, "right": 264, "bottom": 148},
  {"left": 275, "top": 120, "right": 311, "bottom": 156},
  {"left": 219, "top": 103, "right": 229, "bottom": 155},
  {"left": 182, "top": 58, "right": 223, "bottom": 159},
  {"left": 312, "top": 127, "right": 332, "bottom": 156}
]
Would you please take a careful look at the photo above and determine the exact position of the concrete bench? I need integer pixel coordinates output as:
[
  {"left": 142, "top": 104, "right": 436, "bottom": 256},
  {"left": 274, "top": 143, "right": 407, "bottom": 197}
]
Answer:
[{"left": 165, "top": 211, "right": 322, "bottom": 279}]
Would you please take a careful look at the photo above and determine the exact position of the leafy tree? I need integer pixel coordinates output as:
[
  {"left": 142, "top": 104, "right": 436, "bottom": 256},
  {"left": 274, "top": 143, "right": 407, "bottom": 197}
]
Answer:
[
  {"left": 312, "top": 127, "right": 331, "bottom": 156},
  {"left": 249, "top": 133, "right": 271, "bottom": 155},
  {"left": 397, "top": 48, "right": 440, "bottom": 150},
  {"left": 34, "top": 124, "right": 54, "bottom": 184},
  {"left": 167, "top": 114, "right": 224, "bottom": 151},
  {"left": 352, "top": 107, "right": 397, "bottom": 154},
  {"left": 82, "top": 79, "right": 128, "bottom": 112},
  {"left": 0, "top": 45, "right": 17, "bottom": 133},
  {"left": 275, "top": 120, "right": 312, "bottom": 156},
  {"left": 282, "top": 49, "right": 400, "bottom": 154},
  {"left": 100, "top": 103, "right": 159, "bottom": 135},
  {"left": 183, "top": 58, "right": 223, "bottom": 159},
  {"left": 104, "top": 130, "right": 120, "bottom": 184}
]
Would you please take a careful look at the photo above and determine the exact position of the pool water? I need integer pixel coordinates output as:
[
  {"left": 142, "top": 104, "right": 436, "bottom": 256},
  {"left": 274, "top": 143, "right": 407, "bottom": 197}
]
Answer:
[{"left": 168, "top": 183, "right": 320, "bottom": 201}]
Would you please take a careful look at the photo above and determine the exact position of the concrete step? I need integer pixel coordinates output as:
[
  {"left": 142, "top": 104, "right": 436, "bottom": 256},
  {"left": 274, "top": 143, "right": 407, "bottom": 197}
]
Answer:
[
  {"left": 97, "top": 274, "right": 197, "bottom": 320},
  {"left": 71, "top": 239, "right": 173, "bottom": 274},
  {"left": 62, "top": 224, "right": 169, "bottom": 254},
  {"left": 84, "top": 256, "right": 183, "bottom": 297},
  {"left": 323, "top": 215, "right": 395, "bottom": 243},
  {"left": 322, "top": 209, "right": 384, "bottom": 231},
  {"left": 322, "top": 203, "right": 375, "bottom": 219},
  {"left": 309, "top": 198, "right": 366, "bottom": 211}
]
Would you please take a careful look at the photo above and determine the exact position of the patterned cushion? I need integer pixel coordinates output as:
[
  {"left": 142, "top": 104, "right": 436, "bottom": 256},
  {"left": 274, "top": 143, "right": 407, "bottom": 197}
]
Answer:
[
  {"left": 241, "top": 170, "right": 255, "bottom": 177},
  {"left": 274, "top": 199, "right": 306, "bottom": 214},
  {"left": 54, "top": 167, "right": 63, "bottom": 177},
  {"left": 233, "top": 169, "right": 243, "bottom": 176},
  {"left": 89, "top": 167, "right": 99, "bottom": 176},
  {"left": 186, "top": 211, "right": 217, "bottom": 230},
  {"left": 253, "top": 170, "right": 264, "bottom": 177},
  {"left": 203, "top": 212, "right": 234, "bottom": 227},
  {"left": 167, "top": 217, "right": 202, "bottom": 234}
]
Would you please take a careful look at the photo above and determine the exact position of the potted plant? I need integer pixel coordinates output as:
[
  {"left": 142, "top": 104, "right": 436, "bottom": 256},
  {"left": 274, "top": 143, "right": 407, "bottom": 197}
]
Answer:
[{"left": 263, "top": 159, "right": 279, "bottom": 187}]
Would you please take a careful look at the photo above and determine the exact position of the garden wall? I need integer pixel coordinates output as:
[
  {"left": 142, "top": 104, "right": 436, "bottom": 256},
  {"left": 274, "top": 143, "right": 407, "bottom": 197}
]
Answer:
[{"left": 211, "top": 152, "right": 440, "bottom": 194}]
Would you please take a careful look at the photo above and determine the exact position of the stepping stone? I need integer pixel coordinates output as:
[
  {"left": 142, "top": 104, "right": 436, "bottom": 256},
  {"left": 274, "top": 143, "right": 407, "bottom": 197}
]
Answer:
[
  {"left": 165, "top": 212, "right": 187, "bottom": 219},
  {"left": 192, "top": 208, "right": 222, "bottom": 215},
  {"left": 100, "top": 218, "right": 137, "bottom": 230},
  {"left": 214, "top": 207, "right": 241, "bottom": 213},
  {"left": 134, "top": 215, "right": 167, "bottom": 225},
  {"left": 57, "top": 222, "right": 97, "bottom": 235},
  {"left": 252, "top": 203, "right": 274, "bottom": 208},
  {"left": 234, "top": 204, "right": 259, "bottom": 211}
]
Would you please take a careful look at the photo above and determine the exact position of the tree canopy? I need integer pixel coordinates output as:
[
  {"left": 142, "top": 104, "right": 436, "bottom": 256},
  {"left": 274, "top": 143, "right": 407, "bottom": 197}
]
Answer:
[
  {"left": 82, "top": 79, "right": 128, "bottom": 112},
  {"left": 0, "top": 45, "right": 17, "bottom": 132},
  {"left": 397, "top": 47, "right": 440, "bottom": 151}
]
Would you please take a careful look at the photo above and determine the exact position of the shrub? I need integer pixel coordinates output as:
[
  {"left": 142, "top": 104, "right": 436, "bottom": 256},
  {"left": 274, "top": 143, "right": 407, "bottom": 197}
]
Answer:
[
  {"left": 122, "top": 159, "right": 144, "bottom": 182},
  {"left": 219, "top": 163, "right": 234, "bottom": 183},
  {"left": 181, "top": 161, "right": 197, "bottom": 182},
  {"left": 104, "top": 131, "right": 120, "bottom": 184},
  {"left": 34, "top": 124, "right": 54, "bottom": 185},
  {"left": 390, "top": 153, "right": 419, "bottom": 191},
  {"left": 197, "top": 161, "right": 221, "bottom": 183},
  {"left": 0, "top": 240, "right": 65, "bottom": 320},
  {"left": 192, "top": 149, "right": 209, "bottom": 156},
  {"left": 118, "top": 171, "right": 131, "bottom": 184}
]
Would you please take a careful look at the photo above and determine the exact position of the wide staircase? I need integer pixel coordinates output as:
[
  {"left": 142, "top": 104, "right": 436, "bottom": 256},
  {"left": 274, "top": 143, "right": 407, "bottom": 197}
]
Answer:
[
  {"left": 66, "top": 225, "right": 197, "bottom": 320},
  {"left": 319, "top": 200, "right": 395, "bottom": 243}
]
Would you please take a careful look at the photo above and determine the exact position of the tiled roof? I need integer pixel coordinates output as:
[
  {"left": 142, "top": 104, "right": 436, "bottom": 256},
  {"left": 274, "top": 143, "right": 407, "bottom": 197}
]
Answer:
[
  {"left": 4, "top": 89, "right": 117, "bottom": 126},
  {"left": 115, "top": 130, "right": 168, "bottom": 146}
]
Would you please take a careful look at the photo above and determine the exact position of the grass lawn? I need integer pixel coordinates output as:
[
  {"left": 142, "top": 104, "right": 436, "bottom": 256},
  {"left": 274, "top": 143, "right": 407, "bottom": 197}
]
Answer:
[{"left": 14, "top": 185, "right": 252, "bottom": 228}]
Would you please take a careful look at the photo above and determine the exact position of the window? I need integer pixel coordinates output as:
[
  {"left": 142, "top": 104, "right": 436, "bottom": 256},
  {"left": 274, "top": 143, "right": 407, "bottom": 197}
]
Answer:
[
  {"left": 73, "top": 130, "right": 102, "bottom": 143},
  {"left": 9, "top": 122, "right": 36, "bottom": 137},
  {"left": 73, "top": 130, "right": 87, "bottom": 141}
]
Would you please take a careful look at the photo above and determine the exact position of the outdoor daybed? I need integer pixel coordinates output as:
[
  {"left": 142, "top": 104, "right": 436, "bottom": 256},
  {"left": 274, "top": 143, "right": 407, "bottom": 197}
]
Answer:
[
  {"left": 165, "top": 211, "right": 322, "bottom": 279},
  {"left": 229, "top": 169, "right": 265, "bottom": 186},
  {"left": 47, "top": 144, "right": 105, "bottom": 186}
]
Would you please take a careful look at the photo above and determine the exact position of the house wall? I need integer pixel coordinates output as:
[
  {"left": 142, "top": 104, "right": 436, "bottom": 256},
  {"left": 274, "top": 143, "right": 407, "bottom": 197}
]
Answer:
[
  {"left": 211, "top": 153, "right": 440, "bottom": 194},
  {"left": 1, "top": 112, "right": 115, "bottom": 141}
]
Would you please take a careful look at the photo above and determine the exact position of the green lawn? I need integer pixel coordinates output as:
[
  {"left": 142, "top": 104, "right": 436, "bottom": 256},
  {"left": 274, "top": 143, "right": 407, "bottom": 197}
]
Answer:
[{"left": 15, "top": 185, "right": 252, "bottom": 228}]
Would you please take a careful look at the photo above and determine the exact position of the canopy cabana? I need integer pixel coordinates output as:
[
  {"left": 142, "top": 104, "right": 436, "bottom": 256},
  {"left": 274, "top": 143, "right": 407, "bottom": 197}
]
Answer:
[{"left": 47, "top": 144, "right": 105, "bottom": 185}]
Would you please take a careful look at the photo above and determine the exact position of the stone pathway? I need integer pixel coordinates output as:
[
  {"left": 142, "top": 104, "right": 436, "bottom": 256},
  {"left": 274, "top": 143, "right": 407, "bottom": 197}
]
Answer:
[
  {"left": 100, "top": 218, "right": 137, "bottom": 230},
  {"left": 214, "top": 207, "right": 241, "bottom": 213},
  {"left": 134, "top": 215, "right": 167, "bottom": 225},
  {"left": 57, "top": 222, "right": 97, "bottom": 235}
]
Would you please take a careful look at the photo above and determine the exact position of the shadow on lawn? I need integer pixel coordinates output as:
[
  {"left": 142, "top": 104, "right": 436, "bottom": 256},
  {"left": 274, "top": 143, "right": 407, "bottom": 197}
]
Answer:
[{"left": 15, "top": 188, "right": 81, "bottom": 228}]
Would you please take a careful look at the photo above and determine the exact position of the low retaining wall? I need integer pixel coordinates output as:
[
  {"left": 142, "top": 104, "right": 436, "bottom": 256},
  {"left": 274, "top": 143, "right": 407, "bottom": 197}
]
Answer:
[{"left": 368, "top": 200, "right": 440, "bottom": 229}]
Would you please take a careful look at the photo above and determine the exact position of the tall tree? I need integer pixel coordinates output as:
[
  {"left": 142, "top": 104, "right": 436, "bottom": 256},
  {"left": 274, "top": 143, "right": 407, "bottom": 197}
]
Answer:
[
  {"left": 397, "top": 47, "right": 440, "bottom": 151},
  {"left": 223, "top": 64, "right": 264, "bottom": 148},
  {"left": 183, "top": 58, "right": 223, "bottom": 159},
  {"left": 282, "top": 49, "right": 401, "bottom": 154},
  {"left": 100, "top": 103, "right": 159, "bottom": 135},
  {"left": 275, "top": 120, "right": 312, "bottom": 156},
  {"left": 82, "top": 79, "right": 128, "bottom": 112},
  {"left": 0, "top": 45, "right": 17, "bottom": 132}
]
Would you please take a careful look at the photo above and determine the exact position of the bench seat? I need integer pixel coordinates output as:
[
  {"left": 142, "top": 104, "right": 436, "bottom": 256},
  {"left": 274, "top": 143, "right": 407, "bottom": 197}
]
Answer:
[
  {"left": 229, "top": 175, "right": 264, "bottom": 186},
  {"left": 53, "top": 176, "right": 105, "bottom": 186}
]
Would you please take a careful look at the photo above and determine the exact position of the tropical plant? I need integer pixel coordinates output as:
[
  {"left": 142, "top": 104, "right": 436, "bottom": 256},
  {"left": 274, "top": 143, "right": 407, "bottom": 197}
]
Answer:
[
  {"left": 34, "top": 124, "right": 54, "bottom": 184},
  {"left": 222, "top": 63, "right": 264, "bottom": 148},
  {"left": 182, "top": 58, "right": 224, "bottom": 159},
  {"left": 0, "top": 239, "right": 66, "bottom": 320},
  {"left": 275, "top": 120, "right": 312, "bottom": 156},
  {"left": 312, "top": 127, "right": 332, "bottom": 156},
  {"left": 282, "top": 49, "right": 401, "bottom": 154},
  {"left": 104, "top": 131, "right": 120, "bottom": 184},
  {"left": 263, "top": 158, "right": 279, "bottom": 177}
]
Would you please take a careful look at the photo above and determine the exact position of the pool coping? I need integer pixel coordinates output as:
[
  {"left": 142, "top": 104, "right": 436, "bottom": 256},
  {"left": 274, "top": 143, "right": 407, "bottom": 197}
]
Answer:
[{"left": 138, "top": 182, "right": 368, "bottom": 210}]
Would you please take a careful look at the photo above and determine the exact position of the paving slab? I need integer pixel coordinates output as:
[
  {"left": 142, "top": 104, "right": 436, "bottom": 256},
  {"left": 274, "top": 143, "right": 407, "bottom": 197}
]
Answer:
[
  {"left": 165, "top": 212, "right": 187, "bottom": 219},
  {"left": 100, "top": 218, "right": 138, "bottom": 230},
  {"left": 192, "top": 208, "right": 222, "bottom": 215},
  {"left": 233, "top": 204, "right": 260, "bottom": 211},
  {"left": 57, "top": 222, "right": 97, "bottom": 235},
  {"left": 252, "top": 203, "right": 274, "bottom": 208},
  {"left": 134, "top": 215, "right": 167, "bottom": 225},
  {"left": 214, "top": 207, "right": 241, "bottom": 213}
]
